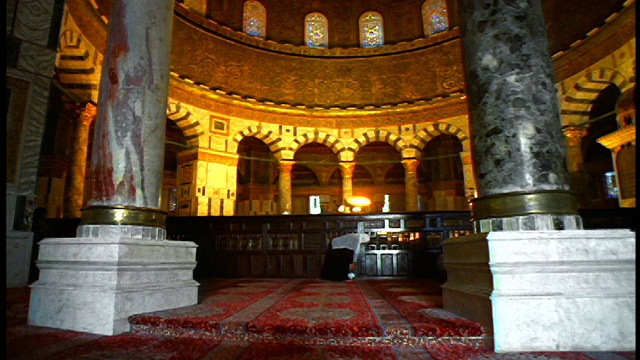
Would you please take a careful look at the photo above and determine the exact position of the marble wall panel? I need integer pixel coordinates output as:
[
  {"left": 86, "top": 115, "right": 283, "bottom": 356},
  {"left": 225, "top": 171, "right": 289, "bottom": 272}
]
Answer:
[
  {"left": 12, "top": 0, "right": 56, "bottom": 47},
  {"left": 7, "top": 69, "right": 51, "bottom": 196}
]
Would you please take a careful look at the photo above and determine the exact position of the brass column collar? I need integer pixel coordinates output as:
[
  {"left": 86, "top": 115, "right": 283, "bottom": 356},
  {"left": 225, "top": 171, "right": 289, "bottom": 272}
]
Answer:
[
  {"left": 471, "top": 190, "right": 579, "bottom": 220},
  {"left": 81, "top": 205, "right": 167, "bottom": 228}
]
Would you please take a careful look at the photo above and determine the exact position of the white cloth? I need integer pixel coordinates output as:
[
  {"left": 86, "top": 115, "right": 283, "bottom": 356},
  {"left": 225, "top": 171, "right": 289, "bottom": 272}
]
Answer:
[{"left": 331, "top": 233, "right": 370, "bottom": 262}]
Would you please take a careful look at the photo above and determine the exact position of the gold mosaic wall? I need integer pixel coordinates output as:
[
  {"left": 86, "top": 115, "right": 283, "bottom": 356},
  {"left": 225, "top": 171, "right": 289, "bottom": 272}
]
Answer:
[{"left": 170, "top": 13, "right": 466, "bottom": 109}]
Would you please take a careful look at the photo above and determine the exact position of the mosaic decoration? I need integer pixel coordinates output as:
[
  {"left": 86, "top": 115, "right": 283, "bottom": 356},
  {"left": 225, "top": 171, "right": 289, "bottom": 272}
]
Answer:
[
  {"left": 359, "top": 12, "right": 384, "bottom": 48},
  {"left": 305, "top": 13, "right": 328, "bottom": 48},
  {"left": 243, "top": 0, "right": 266, "bottom": 38},
  {"left": 422, "top": 0, "right": 448, "bottom": 36}
]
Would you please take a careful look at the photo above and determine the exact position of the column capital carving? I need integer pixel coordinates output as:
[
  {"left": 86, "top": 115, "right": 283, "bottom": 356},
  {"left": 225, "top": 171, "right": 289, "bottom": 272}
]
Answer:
[
  {"left": 339, "top": 161, "right": 356, "bottom": 171},
  {"left": 401, "top": 158, "right": 420, "bottom": 173},
  {"left": 79, "top": 102, "right": 98, "bottom": 126},
  {"left": 562, "top": 125, "right": 587, "bottom": 146},
  {"left": 278, "top": 160, "right": 295, "bottom": 173}
]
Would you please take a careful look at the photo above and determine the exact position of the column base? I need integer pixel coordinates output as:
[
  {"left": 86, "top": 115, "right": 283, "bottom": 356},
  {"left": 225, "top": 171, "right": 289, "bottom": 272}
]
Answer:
[
  {"left": 28, "top": 236, "right": 199, "bottom": 335},
  {"left": 474, "top": 213, "right": 583, "bottom": 232},
  {"left": 441, "top": 229, "right": 635, "bottom": 352}
]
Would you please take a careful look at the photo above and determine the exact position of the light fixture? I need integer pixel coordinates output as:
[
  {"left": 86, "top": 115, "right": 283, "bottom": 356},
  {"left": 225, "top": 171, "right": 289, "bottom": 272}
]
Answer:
[{"left": 348, "top": 196, "right": 371, "bottom": 207}]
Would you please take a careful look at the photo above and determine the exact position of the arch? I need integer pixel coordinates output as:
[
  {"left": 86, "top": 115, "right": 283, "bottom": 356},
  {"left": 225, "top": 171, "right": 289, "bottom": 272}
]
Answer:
[
  {"left": 166, "top": 100, "right": 205, "bottom": 147},
  {"left": 230, "top": 125, "right": 284, "bottom": 157},
  {"left": 409, "top": 122, "right": 469, "bottom": 152},
  {"left": 305, "top": 12, "right": 328, "bottom": 48},
  {"left": 288, "top": 130, "right": 345, "bottom": 159},
  {"left": 58, "top": 29, "right": 83, "bottom": 50},
  {"left": 291, "top": 164, "right": 321, "bottom": 187},
  {"left": 56, "top": 28, "right": 100, "bottom": 102},
  {"left": 560, "top": 68, "right": 629, "bottom": 127},
  {"left": 359, "top": 11, "right": 384, "bottom": 48},
  {"left": 243, "top": 0, "right": 266, "bottom": 38},
  {"left": 349, "top": 129, "right": 408, "bottom": 156},
  {"left": 422, "top": 0, "right": 448, "bottom": 36}
]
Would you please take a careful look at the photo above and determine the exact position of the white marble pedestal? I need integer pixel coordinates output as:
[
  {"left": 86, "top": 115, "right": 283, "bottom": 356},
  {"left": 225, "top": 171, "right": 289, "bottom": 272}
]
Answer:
[
  {"left": 28, "top": 236, "right": 199, "bottom": 335},
  {"left": 441, "top": 229, "right": 635, "bottom": 353},
  {"left": 6, "top": 230, "right": 34, "bottom": 287}
]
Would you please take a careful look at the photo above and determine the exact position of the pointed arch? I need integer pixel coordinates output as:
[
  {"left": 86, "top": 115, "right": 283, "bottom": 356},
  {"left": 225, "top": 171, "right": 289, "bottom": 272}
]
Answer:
[
  {"left": 166, "top": 100, "right": 205, "bottom": 147},
  {"left": 560, "top": 68, "right": 629, "bottom": 127},
  {"left": 55, "top": 28, "right": 100, "bottom": 102},
  {"left": 305, "top": 12, "right": 328, "bottom": 48},
  {"left": 359, "top": 12, "right": 384, "bottom": 48},
  {"left": 243, "top": 0, "right": 266, "bottom": 38}
]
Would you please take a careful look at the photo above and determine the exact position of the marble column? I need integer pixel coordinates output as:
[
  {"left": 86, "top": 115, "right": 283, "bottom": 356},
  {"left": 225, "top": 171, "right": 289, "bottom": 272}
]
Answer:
[
  {"left": 82, "top": 0, "right": 174, "bottom": 231},
  {"left": 278, "top": 160, "right": 294, "bottom": 214},
  {"left": 562, "top": 125, "right": 588, "bottom": 206},
  {"left": 442, "top": 0, "right": 635, "bottom": 352},
  {"left": 64, "top": 103, "right": 97, "bottom": 218},
  {"left": 402, "top": 158, "right": 420, "bottom": 212},
  {"left": 29, "top": 0, "right": 199, "bottom": 336},
  {"left": 458, "top": 0, "right": 581, "bottom": 232},
  {"left": 339, "top": 162, "right": 356, "bottom": 208}
]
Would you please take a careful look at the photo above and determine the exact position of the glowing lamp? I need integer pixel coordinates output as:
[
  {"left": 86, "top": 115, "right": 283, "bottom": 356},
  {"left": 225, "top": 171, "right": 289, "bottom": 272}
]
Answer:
[{"left": 348, "top": 196, "right": 371, "bottom": 207}]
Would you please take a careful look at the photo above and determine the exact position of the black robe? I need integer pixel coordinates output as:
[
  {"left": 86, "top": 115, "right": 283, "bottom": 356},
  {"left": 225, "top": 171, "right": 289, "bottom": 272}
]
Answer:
[{"left": 319, "top": 243, "right": 354, "bottom": 282}]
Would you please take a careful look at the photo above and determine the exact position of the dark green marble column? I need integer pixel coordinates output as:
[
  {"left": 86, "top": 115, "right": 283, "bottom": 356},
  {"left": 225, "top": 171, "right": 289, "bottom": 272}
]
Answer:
[{"left": 458, "top": 0, "right": 582, "bottom": 231}]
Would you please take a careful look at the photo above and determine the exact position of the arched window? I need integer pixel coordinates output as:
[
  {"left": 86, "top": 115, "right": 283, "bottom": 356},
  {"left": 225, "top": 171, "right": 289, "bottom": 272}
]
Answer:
[
  {"left": 305, "top": 13, "right": 328, "bottom": 48},
  {"left": 243, "top": 1, "right": 266, "bottom": 38},
  {"left": 422, "top": 0, "right": 448, "bottom": 36},
  {"left": 359, "top": 12, "right": 384, "bottom": 48}
]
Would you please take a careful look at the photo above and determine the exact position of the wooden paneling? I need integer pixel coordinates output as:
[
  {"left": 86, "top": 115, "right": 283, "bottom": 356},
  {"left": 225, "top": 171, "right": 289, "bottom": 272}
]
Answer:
[{"left": 42, "top": 209, "right": 636, "bottom": 280}]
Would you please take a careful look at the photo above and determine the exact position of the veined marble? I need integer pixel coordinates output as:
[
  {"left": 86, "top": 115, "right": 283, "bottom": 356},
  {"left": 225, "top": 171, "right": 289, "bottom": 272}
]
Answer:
[
  {"left": 88, "top": 0, "right": 175, "bottom": 209},
  {"left": 12, "top": 0, "right": 56, "bottom": 47},
  {"left": 28, "top": 236, "right": 199, "bottom": 335},
  {"left": 6, "top": 231, "right": 34, "bottom": 287},
  {"left": 442, "top": 229, "right": 636, "bottom": 352}
]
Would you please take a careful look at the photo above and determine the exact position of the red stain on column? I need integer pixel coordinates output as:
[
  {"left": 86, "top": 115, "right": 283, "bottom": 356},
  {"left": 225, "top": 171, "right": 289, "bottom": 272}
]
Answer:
[
  {"left": 89, "top": 1, "right": 129, "bottom": 204},
  {"left": 107, "top": 1, "right": 129, "bottom": 101},
  {"left": 91, "top": 130, "right": 116, "bottom": 202}
]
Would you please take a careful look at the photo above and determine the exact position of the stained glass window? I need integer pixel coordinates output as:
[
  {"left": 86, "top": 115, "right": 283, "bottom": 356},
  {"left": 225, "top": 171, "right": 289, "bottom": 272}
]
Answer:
[
  {"left": 243, "top": 1, "right": 266, "bottom": 38},
  {"left": 359, "top": 12, "right": 384, "bottom": 48},
  {"left": 422, "top": 0, "right": 448, "bottom": 36},
  {"left": 305, "top": 13, "right": 328, "bottom": 48}
]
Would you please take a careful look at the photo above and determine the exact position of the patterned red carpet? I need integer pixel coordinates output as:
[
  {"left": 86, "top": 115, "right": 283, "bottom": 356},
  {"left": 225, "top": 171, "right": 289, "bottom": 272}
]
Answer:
[{"left": 6, "top": 278, "right": 636, "bottom": 360}]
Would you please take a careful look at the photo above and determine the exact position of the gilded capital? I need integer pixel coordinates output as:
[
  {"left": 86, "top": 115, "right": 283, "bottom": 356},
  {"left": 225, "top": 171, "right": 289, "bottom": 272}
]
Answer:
[
  {"left": 562, "top": 126, "right": 587, "bottom": 147},
  {"left": 80, "top": 102, "right": 98, "bottom": 126},
  {"left": 340, "top": 162, "right": 356, "bottom": 177},
  {"left": 401, "top": 158, "right": 420, "bottom": 173},
  {"left": 279, "top": 160, "right": 295, "bottom": 173}
]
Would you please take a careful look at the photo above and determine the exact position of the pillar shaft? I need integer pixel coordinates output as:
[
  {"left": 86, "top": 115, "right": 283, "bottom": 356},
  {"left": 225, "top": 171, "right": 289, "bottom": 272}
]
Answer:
[
  {"left": 64, "top": 103, "right": 97, "bottom": 218},
  {"left": 278, "top": 160, "right": 294, "bottom": 214},
  {"left": 402, "top": 158, "right": 420, "bottom": 212},
  {"left": 562, "top": 126, "right": 587, "bottom": 173},
  {"left": 562, "top": 126, "right": 589, "bottom": 207},
  {"left": 86, "top": 0, "right": 174, "bottom": 216},
  {"left": 458, "top": 0, "right": 580, "bottom": 230},
  {"left": 340, "top": 162, "right": 356, "bottom": 206}
]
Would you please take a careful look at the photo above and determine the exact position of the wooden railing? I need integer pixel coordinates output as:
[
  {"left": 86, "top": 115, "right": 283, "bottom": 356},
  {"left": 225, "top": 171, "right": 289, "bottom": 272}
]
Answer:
[
  {"left": 41, "top": 208, "right": 635, "bottom": 279},
  {"left": 164, "top": 212, "right": 474, "bottom": 279}
]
